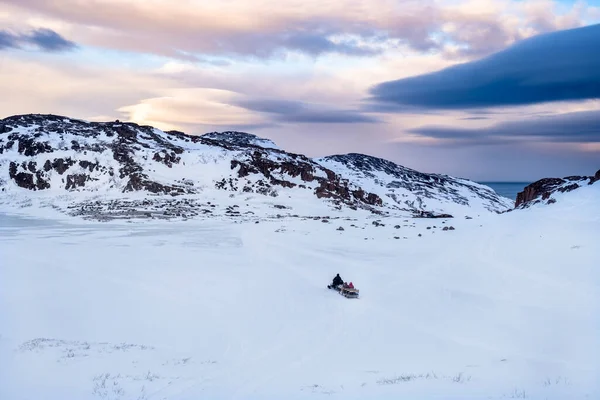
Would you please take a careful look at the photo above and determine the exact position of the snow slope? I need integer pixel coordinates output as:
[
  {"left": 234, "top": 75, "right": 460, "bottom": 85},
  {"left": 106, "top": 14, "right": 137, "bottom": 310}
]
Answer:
[
  {"left": 318, "top": 153, "right": 513, "bottom": 215},
  {"left": 1, "top": 184, "right": 598, "bottom": 400}
]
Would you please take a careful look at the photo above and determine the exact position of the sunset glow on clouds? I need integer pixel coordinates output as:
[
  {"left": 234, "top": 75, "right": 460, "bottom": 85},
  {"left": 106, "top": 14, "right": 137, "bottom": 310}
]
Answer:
[{"left": 1, "top": 0, "right": 599, "bottom": 180}]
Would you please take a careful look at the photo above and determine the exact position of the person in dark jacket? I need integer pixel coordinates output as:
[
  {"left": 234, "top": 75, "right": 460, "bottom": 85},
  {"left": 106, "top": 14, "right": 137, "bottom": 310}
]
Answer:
[{"left": 331, "top": 273, "right": 343, "bottom": 287}]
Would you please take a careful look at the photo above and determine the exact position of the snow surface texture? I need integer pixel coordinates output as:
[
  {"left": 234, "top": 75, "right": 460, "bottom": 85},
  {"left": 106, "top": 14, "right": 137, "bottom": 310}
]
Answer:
[
  {"left": 1, "top": 184, "right": 599, "bottom": 400},
  {"left": 0, "top": 114, "right": 512, "bottom": 220}
]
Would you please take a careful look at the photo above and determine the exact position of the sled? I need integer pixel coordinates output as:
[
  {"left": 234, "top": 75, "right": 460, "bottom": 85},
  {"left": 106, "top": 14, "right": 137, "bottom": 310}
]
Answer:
[
  {"left": 327, "top": 284, "right": 359, "bottom": 299},
  {"left": 340, "top": 287, "right": 359, "bottom": 298}
]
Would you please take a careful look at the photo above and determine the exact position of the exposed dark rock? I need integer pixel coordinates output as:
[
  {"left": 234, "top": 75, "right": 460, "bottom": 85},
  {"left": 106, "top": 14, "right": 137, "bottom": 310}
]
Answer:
[
  {"left": 516, "top": 171, "right": 598, "bottom": 208},
  {"left": 13, "top": 172, "right": 35, "bottom": 189},
  {"left": 79, "top": 160, "right": 100, "bottom": 172},
  {"left": 8, "top": 161, "right": 48, "bottom": 190},
  {"left": 152, "top": 151, "right": 181, "bottom": 168},
  {"left": 516, "top": 178, "right": 563, "bottom": 207},
  {"left": 8, "top": 161, "right": 17, "bottom": 178},
  {"left": 35, "top": 171, "right": 50, "bottom": 190},
  {"left": 43, "top": 158, "right": 76, "bottom": 175},
  {"left": 17, "top": 137, "right": 53, "bottom": 156},
  {"left": 590, "top": 169, "right": 600, "bottom": 185},
  {"left": 66, "top": 174, "right": 91, "bottom": 190},
  {"left": 415, "top": 211, "right": 454, "bottom": 218}
]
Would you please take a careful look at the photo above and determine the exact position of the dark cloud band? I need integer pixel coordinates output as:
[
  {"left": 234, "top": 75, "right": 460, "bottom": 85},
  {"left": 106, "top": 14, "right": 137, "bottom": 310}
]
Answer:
[
  {"left": 234, "top": 98, "right": 380, "bottom": 124},
  {"left": 410, "top": 110, "right": 600, "bottom": 145},
  {"left": 367, "top": 24, "right": 600, "bottom": 110}
]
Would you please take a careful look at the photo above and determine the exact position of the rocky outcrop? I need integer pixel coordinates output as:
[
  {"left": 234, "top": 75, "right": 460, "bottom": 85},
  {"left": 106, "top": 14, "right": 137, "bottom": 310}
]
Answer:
[
  {"left": 43, "top": 158, "right": 76, "bottom": 174},
  {"left": 228, "top": 149, "right": 383, "bottom": 206},
  {"left": 591, "top": 169, "right": 600, "bottom": 185},
  {"left": 66, "top": 174, "right": 93, "bottom": 190},
  {"left": 152, "top": 151, "right": 181, "bottom": 168},
  {"left": 9, "top": 161, "right": 51, "bottom": 190},
  {"left": 515, "top": 171, "right": 599, "bottom": 208}
]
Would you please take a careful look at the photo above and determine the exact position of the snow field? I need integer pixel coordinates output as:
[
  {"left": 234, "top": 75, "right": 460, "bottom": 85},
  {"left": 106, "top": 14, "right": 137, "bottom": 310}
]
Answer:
[{"left": 0, "top": 184, "right": 598, "bottom": 399}]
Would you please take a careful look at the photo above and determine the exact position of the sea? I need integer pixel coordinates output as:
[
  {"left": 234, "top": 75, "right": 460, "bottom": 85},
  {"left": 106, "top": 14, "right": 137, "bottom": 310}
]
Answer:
[{"left": 478, "top": 182, "right": 531, "bottom": 200}]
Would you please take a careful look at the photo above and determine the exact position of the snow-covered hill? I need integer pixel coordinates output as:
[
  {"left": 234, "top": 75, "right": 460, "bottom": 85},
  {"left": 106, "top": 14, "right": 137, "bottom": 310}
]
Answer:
[
  {"left": 515, "top": 170, "right": 600, "bottom": 209},
  {"left": 0, "top": 114, "right": 511, "bottom": 220},
  {"left": 319, "top": 153, "right": 512, "bottom": 215}
]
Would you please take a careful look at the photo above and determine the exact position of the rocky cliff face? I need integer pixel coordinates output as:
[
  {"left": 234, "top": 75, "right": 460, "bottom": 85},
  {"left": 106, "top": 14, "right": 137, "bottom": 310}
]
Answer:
[
  {"left": 0, "top": 114, "right": 512, "bottom": 219},
  {"left": 515, "top": 170, "right": 600, "bottom": 208}
]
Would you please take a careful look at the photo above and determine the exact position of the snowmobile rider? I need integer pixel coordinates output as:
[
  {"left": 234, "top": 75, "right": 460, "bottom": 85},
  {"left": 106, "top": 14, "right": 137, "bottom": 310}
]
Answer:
[{"left": 332, "top": 274, "right": 343, "bottom": 287}]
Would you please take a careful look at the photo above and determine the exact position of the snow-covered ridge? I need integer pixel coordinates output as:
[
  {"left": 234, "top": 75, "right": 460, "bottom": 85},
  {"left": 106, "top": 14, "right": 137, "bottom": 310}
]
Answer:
[
  {"left": 0, "top": 114, "right": 512, "bottom": 219},
  {"left": 0, "top": 114, "right": 379, "bottom": 206},
  {"left": 317, "top": 153, "right": 513, "bottom": 214},
  {"left": 515, "top": 170, "right": 600, "bottom": 209}
]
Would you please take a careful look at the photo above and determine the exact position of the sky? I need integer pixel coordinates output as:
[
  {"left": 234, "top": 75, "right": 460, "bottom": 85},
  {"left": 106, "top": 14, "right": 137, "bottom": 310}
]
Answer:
[{"left": 1, "top": 0, "right": 599, "bottom": 181}]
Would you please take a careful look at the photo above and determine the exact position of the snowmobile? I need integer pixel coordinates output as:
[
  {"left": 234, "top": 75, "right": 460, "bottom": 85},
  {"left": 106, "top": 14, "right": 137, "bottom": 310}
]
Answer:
[{"left": 327, "top": 284, "right": 359, "bottom": 299}]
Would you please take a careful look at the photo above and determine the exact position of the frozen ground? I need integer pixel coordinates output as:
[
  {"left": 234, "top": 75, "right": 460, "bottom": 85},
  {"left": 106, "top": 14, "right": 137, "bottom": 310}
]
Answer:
[{"left": 1, "top": 185, "right": 599, "bottom": 400}]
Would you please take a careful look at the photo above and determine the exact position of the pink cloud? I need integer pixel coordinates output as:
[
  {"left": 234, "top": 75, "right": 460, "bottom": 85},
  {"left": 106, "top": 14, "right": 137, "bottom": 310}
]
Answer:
[{"left": 3, "top": 0, "right": 595, "bottom": 60}]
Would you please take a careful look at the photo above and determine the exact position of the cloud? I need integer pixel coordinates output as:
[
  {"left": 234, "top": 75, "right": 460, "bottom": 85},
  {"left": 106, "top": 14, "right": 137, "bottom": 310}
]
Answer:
[
  {"left": 0, "top": 28, "right": 77, "bottom": 52},
  {"left": 409, "top": 110, "right": 600, "bottom": 145},
  {"left": 437, "top": 0, "right": 594, "bottom": 59},
  {"left": 0, "top": 0, "right": 413, "bottom": 59},
  {"left": 367, "top": 23, "right": 600, "bottom": 110},
  {"left": 0, "top": 31, "right": 18, "bottom": 49},
  {"left": 26, "top": 28, "right": 77, "bottom": 51},
  {"left": 279, "top": 32, "right": 381, "bottom": 56},
  {"left": 233, "top": 98, "right": 381, "bottom": 124},
  {"left": 3, "top": 0, "right": 596, "bottom": 60}
]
